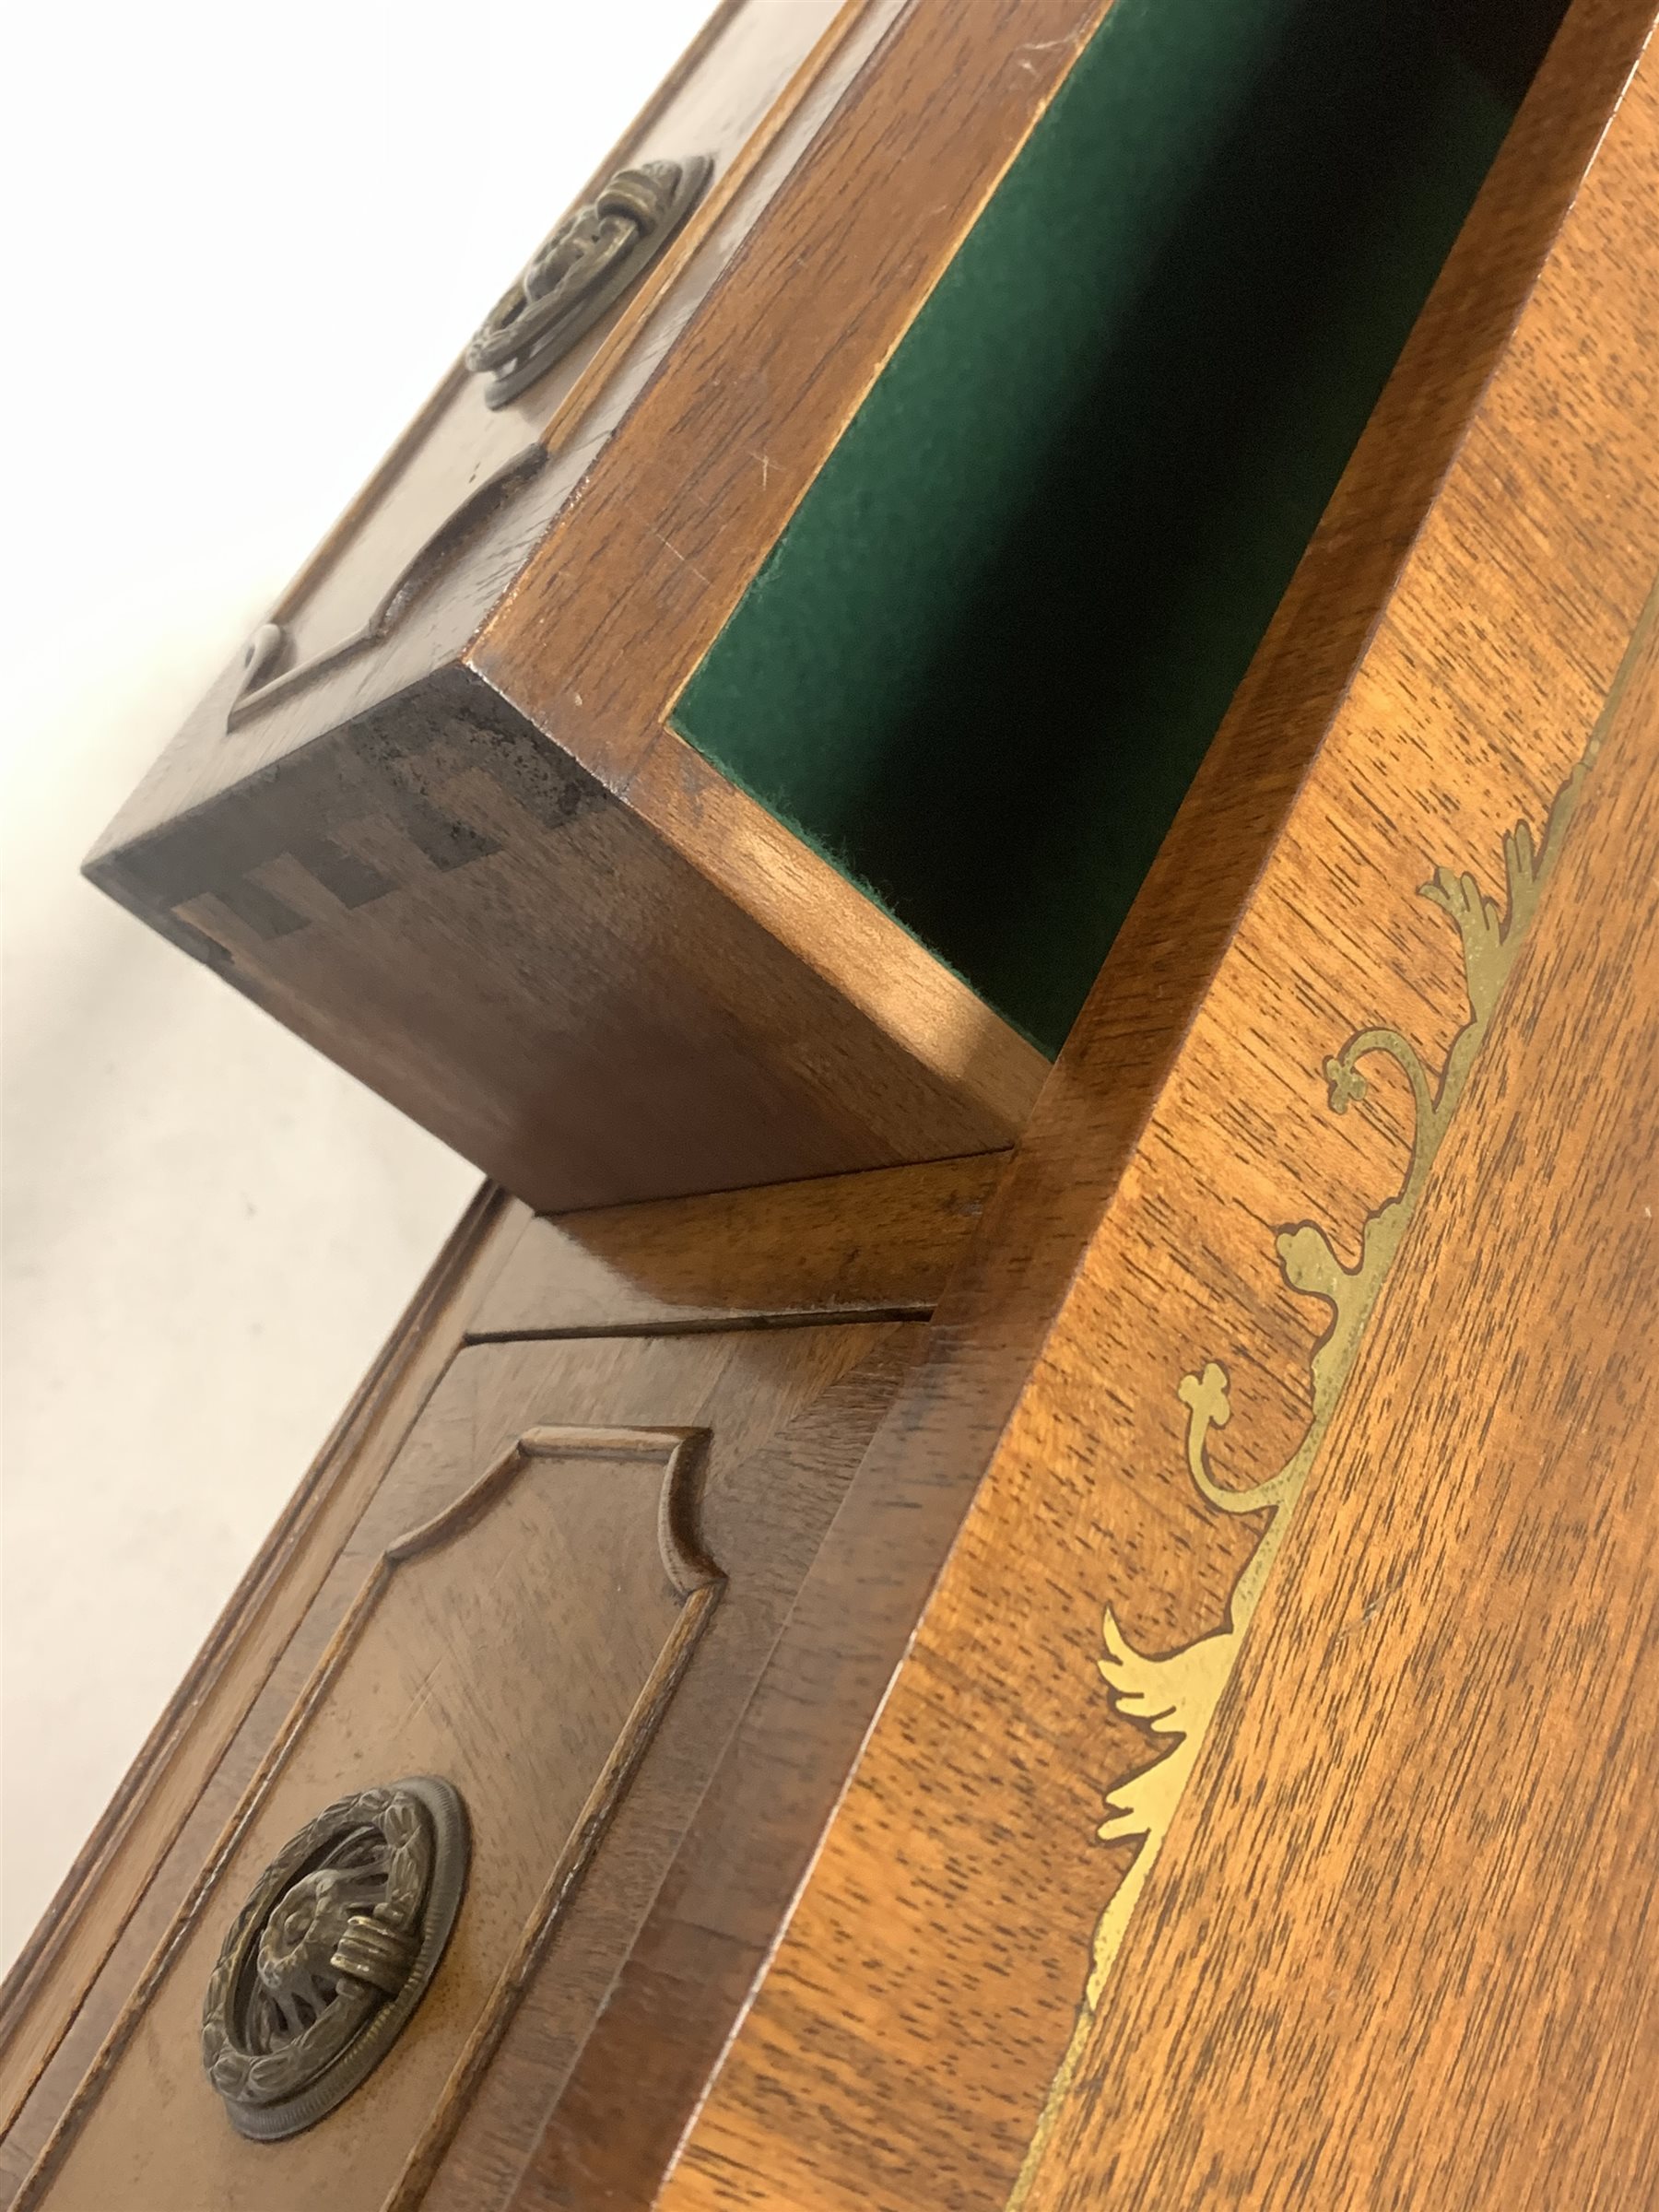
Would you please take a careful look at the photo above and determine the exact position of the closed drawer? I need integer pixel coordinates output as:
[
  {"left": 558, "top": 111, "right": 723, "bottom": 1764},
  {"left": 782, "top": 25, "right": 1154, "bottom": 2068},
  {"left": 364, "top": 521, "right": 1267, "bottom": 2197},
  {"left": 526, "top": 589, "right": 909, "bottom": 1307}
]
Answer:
[
  {"left": 0, "top": 1159, "right": 998, "bottom": 2210},
  {"left": 86, "top": 0, "right": 1578, "bottom": 1213},
  {"left": 18, "top": 1326, "right": 914, "bottom": 2211}
]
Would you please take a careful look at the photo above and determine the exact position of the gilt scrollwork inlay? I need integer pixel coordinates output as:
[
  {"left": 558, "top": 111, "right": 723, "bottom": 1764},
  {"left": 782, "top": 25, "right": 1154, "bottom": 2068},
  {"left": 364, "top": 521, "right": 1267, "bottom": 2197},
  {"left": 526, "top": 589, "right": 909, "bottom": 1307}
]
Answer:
[
  {"left": 200, "top": 1776, "right": 468, "bottom": 2141},
  {"left": 1008, "top": 701, "right": 1618, "bottom": 2207}
]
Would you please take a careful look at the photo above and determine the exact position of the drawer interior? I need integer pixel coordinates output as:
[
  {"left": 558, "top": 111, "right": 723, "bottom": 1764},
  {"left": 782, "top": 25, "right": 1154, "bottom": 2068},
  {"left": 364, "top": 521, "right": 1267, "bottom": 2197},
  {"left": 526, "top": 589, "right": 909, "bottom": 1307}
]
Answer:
[{"left": 674, "top": 0, "right": 1562, "bottom": 1054}]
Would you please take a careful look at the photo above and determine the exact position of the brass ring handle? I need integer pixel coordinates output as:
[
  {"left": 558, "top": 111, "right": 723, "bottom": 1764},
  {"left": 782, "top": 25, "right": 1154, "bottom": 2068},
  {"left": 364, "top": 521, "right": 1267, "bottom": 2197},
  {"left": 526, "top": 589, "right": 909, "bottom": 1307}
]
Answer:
[
  {"left": 466, "top": 154, "right": 712, "bottom": 408},
  {"left": 200, "top": 1777, "right": 469, "bottom": 2141}
]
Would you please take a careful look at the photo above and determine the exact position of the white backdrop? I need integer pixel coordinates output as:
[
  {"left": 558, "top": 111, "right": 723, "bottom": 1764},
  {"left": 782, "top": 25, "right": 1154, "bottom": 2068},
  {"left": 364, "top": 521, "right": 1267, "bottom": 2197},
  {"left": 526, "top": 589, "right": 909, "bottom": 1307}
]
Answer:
[{"left": 0, "top": 0, "right": 713, "bottom": 1967}]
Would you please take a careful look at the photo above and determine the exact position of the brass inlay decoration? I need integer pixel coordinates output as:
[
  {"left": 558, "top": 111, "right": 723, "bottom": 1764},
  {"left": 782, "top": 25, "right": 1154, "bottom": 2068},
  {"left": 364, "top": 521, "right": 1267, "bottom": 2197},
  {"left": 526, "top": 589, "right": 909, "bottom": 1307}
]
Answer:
[
  {"left": 1010, "top": 694, "right": 1621, "bottom": 2206},
  {"left": 467, "top": 155, "right": 712, "bottom": 408},
  {"left": 1086, "top": 806, "right": 1573, "bottom": 1986},
  {"left": 200, "top": 1776, "right": 468, "bottom": 2141}
]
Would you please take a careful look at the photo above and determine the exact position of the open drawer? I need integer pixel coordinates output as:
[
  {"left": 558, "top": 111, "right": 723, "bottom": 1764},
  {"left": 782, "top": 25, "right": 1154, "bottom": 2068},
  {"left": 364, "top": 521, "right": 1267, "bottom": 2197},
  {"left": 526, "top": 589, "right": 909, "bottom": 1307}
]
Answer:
[
  {"left": 87, "top": 0, "right": 1578, "bottom": 1213},
  {"left": 9, "top": 0, "right": 1659, "bottom": 2200}
]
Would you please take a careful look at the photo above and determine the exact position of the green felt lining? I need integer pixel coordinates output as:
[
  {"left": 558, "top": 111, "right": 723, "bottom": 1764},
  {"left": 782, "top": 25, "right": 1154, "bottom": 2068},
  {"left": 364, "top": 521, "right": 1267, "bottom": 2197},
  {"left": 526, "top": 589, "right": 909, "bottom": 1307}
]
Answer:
[{"left": 673, "top": 0, "right": 1520, "bottom": 1055}]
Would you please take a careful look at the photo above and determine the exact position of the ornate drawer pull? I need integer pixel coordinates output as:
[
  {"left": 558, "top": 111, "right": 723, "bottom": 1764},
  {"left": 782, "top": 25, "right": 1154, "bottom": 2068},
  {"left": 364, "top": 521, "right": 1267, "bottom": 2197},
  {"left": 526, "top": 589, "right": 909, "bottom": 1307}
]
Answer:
[
  {"left": 200, "top": 1777, "right": 469, "bottom": 2140},
  {"left": 466, "top": 154, "right": 712, "bottom": 407}
]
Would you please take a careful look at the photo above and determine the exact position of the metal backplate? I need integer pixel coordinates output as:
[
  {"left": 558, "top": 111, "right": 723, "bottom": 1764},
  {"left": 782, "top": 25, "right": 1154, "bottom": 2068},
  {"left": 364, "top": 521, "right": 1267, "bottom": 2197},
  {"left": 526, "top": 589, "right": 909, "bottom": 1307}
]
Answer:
[
  {"left": 199, "top": 1776, "right": 469, "bottom": 2141},
  {"left": 466, "top": 154, "right": 712, "bottom": 407}
]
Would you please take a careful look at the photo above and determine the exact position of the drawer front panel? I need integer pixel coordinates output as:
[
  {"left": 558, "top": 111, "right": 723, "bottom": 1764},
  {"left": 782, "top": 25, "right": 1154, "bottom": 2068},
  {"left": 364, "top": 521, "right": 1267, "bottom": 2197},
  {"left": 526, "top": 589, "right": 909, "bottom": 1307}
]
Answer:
[{"left": 19, "top": 1323, "right": 917, "bottom": 2210}]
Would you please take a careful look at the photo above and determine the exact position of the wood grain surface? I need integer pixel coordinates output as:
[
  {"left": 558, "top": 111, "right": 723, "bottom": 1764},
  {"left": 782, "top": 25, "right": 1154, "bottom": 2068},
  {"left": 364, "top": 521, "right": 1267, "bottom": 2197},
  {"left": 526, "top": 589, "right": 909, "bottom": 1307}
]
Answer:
[
  {"left": 1023, "top": 565, "right": 1659, "bottom": 2212},
  {"left": 19, "top": 1416, "right": 725, "bottom": 2212},
  {"left": 0, "top": 1185, "right": 524, "bottom": 2162},
  {"left": 11, "top": 1323, "right": 925, "bottom": 2210},
  {"left": 258, "top": 0, "right": 847, "bottom": 688},
  {"left": 86, "top": 0, "right": 1155, "bottom": 1217},
  {"left": 0, "top": 1155, "right": 976, "bottom": 2204},
  {"left": 20, "top": 0, "right": 1659, "bottom": 2204},
  {"left": 476, "top": 0, "right": 1119, "bottom": 785},
  {"left": 467, "top": 1153, "right": 1004, "bottom": 1336},
  {"left": 638, "top": 6, "right": 1659, "bottom": 2207},
  {"left": 23, "top": 1423, "right": 722, "bottom": 2212},
  {"left": 93, "top": 0, "right": 881, "bottom": 837},
  {"left": 88, "top": 667, "right": 1045, "bottom": 1217},
  {"left": 86, "top": 0, "right": 1057, "bottom": 1217}
]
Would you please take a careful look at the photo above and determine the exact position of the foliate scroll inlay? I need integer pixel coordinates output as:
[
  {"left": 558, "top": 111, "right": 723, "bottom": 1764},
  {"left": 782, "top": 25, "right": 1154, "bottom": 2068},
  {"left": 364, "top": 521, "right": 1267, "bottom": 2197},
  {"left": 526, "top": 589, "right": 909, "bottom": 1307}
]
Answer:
[{"left": 1009, "top": 679, "right": 1629, "bottom": 2207}]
